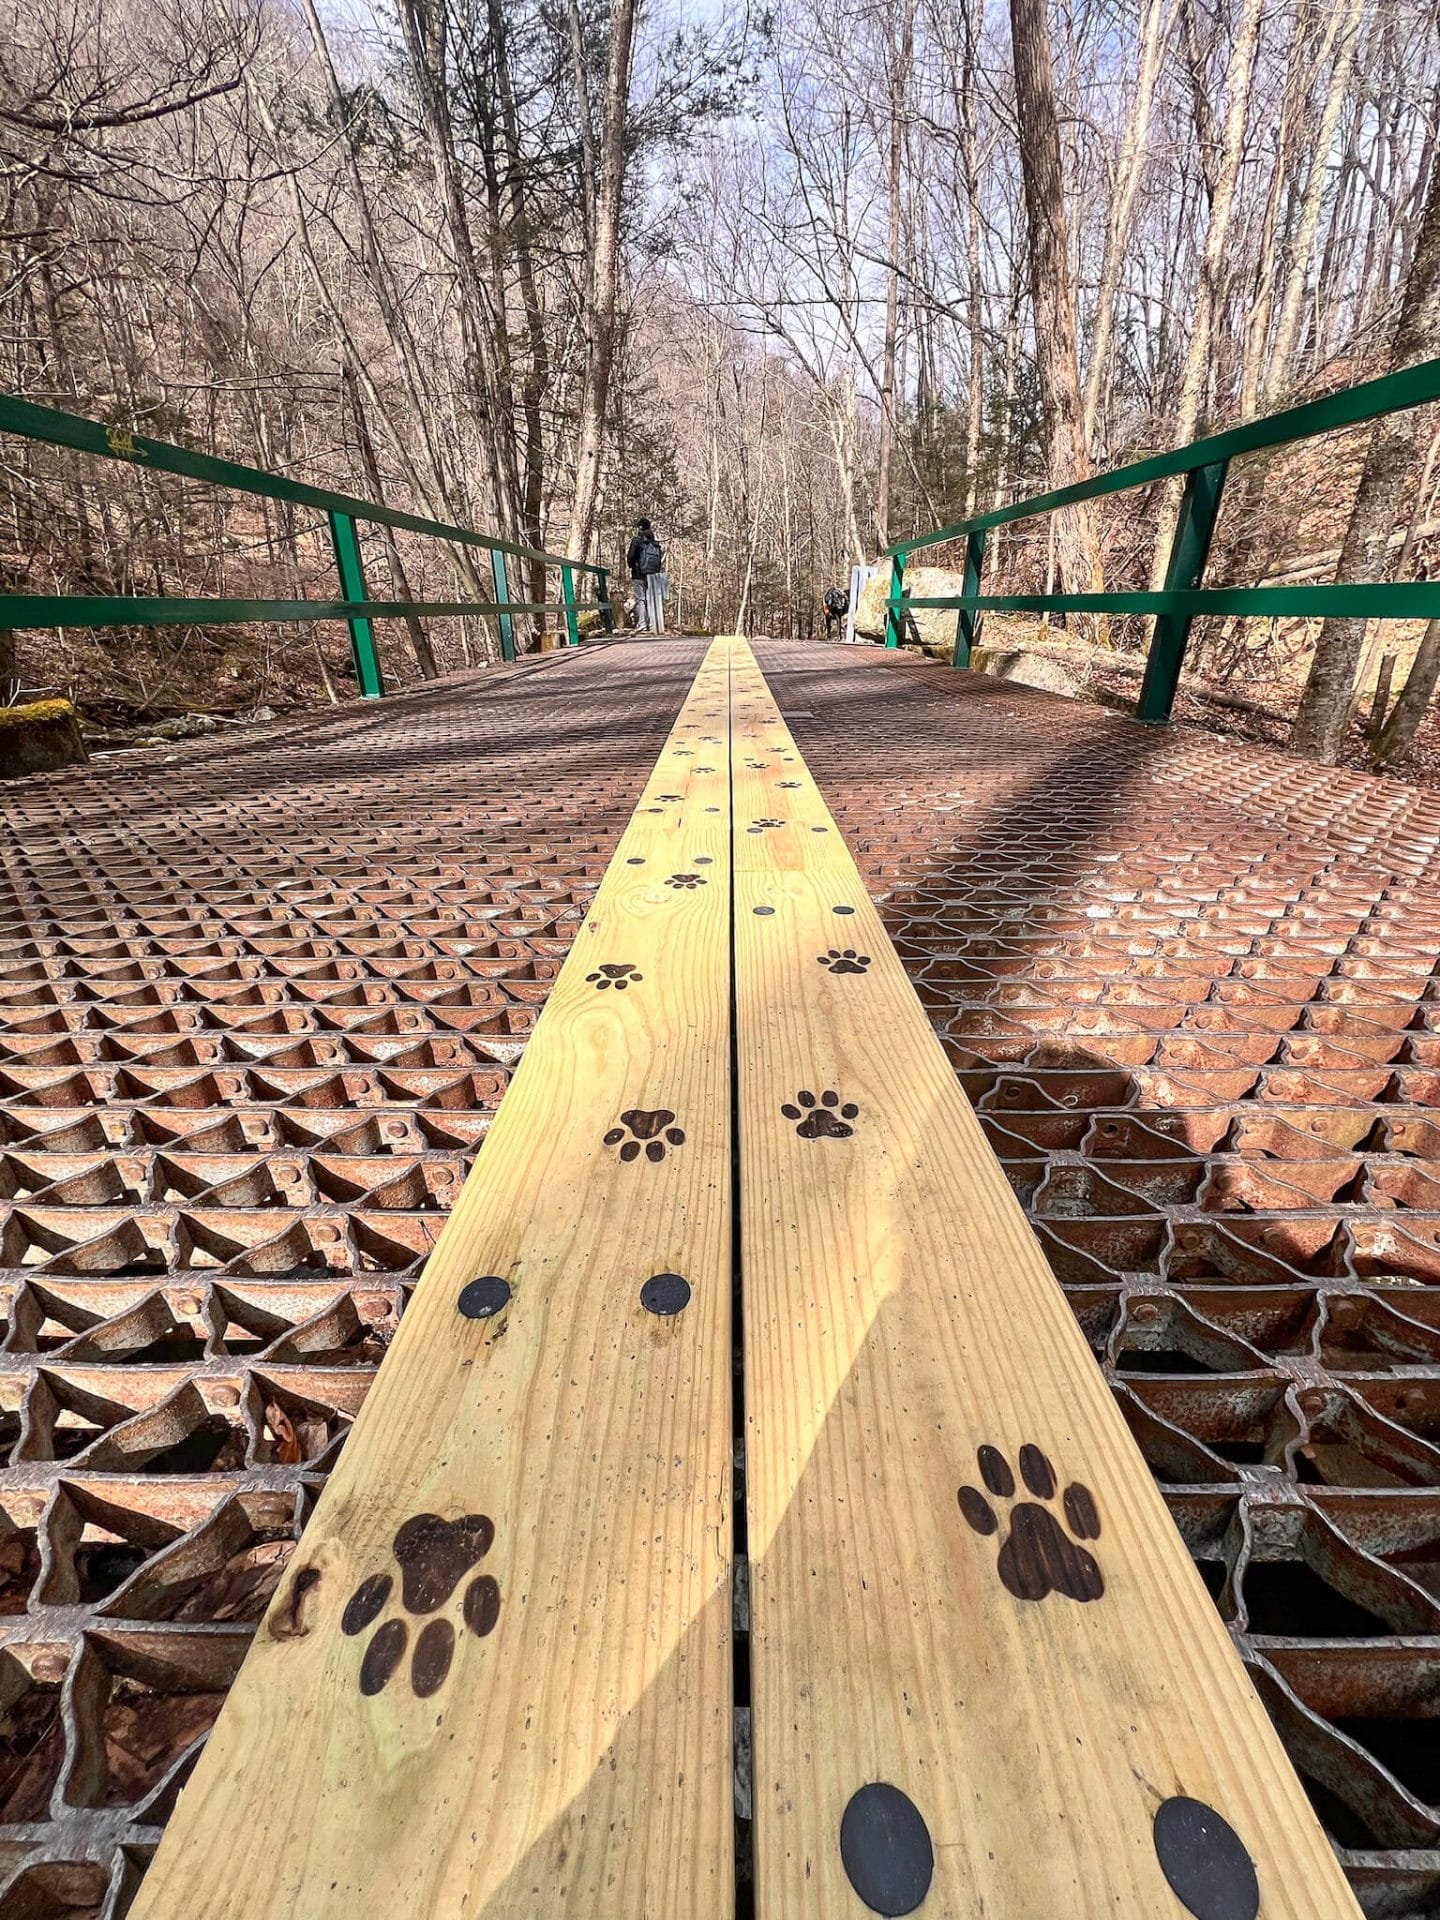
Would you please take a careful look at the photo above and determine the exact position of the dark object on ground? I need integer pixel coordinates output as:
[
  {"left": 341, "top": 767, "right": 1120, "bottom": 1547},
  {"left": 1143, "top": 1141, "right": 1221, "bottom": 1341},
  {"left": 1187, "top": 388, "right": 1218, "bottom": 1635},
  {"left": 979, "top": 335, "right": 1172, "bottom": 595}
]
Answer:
[{"left": 0, "top": 698, "right": 88, "bottom": 780}]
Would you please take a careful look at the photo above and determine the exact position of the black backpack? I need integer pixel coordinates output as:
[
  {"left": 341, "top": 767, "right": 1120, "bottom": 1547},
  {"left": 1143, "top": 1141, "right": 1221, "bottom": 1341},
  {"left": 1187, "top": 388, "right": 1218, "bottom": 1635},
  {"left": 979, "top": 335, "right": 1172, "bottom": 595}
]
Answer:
[{"left": 636, "top": 538, "right": 663, "bottom": 575}]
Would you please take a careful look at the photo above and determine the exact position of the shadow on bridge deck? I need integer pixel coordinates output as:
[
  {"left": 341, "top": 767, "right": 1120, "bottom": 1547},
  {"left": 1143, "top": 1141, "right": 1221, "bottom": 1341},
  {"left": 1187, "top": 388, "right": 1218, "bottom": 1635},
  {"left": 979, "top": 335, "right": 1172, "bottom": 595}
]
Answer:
[{"left": 0, "top": 634, "right": 1437, "bottom": 1914}]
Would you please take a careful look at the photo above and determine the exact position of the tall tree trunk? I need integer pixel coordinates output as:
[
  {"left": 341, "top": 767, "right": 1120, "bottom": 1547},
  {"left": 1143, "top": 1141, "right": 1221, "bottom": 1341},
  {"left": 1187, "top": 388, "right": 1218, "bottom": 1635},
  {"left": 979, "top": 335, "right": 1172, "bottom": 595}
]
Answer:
[
  {"left": 1008, "top": 0, "right": 1102, "bottom": 600},
  {"left": 569, "top": 0, "right": 638, "bottom": 565},
  {"left": 343, "top": 366, "right": 439, "bottom": 680},
  {"left": 1263, "top": 0, "right": 1365, "bottom": 406},
  {"left": 1373, "top": 618, "right": 1440, "bottom": 765},
  {"left": 959, "top": 2, "right": 985, "bottom": 516},
  {"left": 874, "top": 0, "right": 913, "bottom": 549},
  {"left": 1291, "top": 150, "right": 1440, "bottom": 760},
  {"left": 1083, "top": 0, "right": 1171, "bottom": 459},
  {"left": 488, "top": 0, "right": 550, "bottom": 605},
  {"left": 394, "top": 0, "right": 524, "bottom": 552},
  {"left": 1149, "top": 0, "right": 1263, "bottom": 588}
]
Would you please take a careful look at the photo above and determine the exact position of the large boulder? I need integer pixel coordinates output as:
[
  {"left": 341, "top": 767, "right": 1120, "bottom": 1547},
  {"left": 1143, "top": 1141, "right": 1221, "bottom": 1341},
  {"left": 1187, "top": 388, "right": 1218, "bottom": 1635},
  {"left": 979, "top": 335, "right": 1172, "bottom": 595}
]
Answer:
[
  {"left": 0, "top": 699, "right": 88, "bottom": 780},
  {"left": 971, "top": 645, "right": 1089, "bottom": 698},
  {"left": 854, "top": 563, "right": 965, "bottom": 655}
]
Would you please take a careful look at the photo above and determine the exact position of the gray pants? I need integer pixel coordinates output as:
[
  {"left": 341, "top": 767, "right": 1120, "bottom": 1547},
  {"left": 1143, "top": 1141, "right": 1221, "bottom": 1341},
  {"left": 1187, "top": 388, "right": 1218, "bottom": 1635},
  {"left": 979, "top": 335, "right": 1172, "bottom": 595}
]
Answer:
[{"left": 635, "top": 573, "right": 665, "bottom": 633}]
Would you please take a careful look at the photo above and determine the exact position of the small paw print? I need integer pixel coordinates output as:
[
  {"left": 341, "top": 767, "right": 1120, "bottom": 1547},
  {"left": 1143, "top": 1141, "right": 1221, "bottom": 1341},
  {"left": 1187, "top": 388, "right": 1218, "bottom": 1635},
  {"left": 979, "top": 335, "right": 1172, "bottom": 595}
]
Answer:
[
  {"left": 747, "top": 818, "right": 784, "bottom": 834},
  {"left": 342, "top": 1513, "right": 501, "bottom": 1698},
  {"left": 781, "top": 1089, "right": 859, "bottom": 1139},
  {"left": 957, "top": 1444, "right": 1103, "bottom": 1604},
  {"left": 818, "top": 948, "right": 870, "bottom": 976},
  {"left": 587, "top": 963, "right": 642, "bottom": 991},
  {"left": 654, "top": 793, "right": 684, "bottom": 802},
  {"left": 605, "top": 1108, "right": 686, "bottom": 1163},
  {"left": 779, "top": 780, "right": 803, "bottom": 789},
  {"left": 666, "top": 872, "right": 706, "bottom": 889}
]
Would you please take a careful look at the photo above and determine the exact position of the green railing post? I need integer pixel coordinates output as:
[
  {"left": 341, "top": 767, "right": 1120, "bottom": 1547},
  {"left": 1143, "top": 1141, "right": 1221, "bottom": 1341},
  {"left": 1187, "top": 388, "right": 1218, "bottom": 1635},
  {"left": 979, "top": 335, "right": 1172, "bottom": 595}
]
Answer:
[
  {"left": 598, "top": 567, "right": 615, "bottom": 633},
  {"left": 561, "top": 563, "right": 580, "bottom": 646},
  {"left": 953, "top": 529, "right": 986, "bottom": 668},
  {"left": 885, "top": 550, "right": 907, "bottom": 649},
  {"left": 1137, "top": 458, "right": 1229, "bottom": 725},
  {"left": 490, "top": 548, "right": 516, "bottom": 662},
  {"left": 327, "top": 511, "right": 384, "bottom": 698}
]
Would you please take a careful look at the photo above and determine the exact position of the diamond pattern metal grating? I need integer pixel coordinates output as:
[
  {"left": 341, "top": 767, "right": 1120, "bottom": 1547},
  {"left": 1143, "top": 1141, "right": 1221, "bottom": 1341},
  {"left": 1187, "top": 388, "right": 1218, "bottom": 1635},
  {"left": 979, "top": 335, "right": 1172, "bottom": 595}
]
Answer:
[
  {"left": 756, "top": 641, "right": 1440, "bottom": 1920},
  {"left": 1, "top": 634, "right": 1438, "bottom": 1917}
]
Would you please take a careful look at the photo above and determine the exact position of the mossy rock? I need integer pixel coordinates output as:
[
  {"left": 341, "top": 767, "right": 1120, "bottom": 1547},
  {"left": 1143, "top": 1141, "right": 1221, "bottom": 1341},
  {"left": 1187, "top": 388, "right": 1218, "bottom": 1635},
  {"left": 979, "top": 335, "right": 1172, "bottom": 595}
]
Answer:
[{"left": 0, "top": 699, "right": 88, "bottom": 781}]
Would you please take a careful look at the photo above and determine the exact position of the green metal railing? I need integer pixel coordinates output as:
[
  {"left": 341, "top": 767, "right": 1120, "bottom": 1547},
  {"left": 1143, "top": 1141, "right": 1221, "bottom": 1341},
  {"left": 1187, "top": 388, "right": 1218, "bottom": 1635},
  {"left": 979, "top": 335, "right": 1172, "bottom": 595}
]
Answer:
[
  {"left": 882, "top": 356, "right": 1440, "bottom": 723},
  {"left": 0, "top": 394, "right": 615, "bottom": 697}
]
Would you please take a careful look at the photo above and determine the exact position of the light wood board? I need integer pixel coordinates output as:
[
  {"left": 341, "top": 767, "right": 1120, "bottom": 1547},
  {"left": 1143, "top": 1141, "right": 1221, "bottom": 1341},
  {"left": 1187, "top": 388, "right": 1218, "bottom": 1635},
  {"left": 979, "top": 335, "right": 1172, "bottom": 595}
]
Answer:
[
  {"left": 130, "top": 642, "right": 736, "bottom": 1919},
  {"left": 729, "top": 638, "right": 1358, "bottom": 1918}
]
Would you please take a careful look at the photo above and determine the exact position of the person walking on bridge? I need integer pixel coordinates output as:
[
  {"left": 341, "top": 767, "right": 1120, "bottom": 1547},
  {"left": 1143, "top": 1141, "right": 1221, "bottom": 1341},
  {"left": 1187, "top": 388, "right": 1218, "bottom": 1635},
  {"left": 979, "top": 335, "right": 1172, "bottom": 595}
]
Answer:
[{"left": 627, "top": 518, "right": 667, "bottom": 634}]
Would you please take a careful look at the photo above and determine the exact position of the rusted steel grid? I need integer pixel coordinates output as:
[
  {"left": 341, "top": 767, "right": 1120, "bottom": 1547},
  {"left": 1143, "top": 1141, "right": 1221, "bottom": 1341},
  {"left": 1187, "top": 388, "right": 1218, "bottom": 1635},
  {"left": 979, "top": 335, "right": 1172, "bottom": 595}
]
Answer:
[
  {"left": 4, "top": 633, "right": 1439, "bottom": 1919},
  {"left": 755, "top": 639, "right": 1440, "bottom": 1920},
  {"left": 0, "top": 641, "right": 705, "bottom": 1918}
]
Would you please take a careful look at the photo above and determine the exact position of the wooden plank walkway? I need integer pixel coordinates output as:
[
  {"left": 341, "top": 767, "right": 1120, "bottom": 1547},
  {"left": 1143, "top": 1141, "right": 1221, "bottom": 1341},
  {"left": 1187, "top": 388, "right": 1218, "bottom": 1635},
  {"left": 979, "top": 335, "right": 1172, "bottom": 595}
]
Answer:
[
  {"left": 729, "top": 641, "right": 1357, "bottom": 1918},
  {"left": 131, "top": 637, "right": 1357, "bottom": 1918},
  {"left": 129, "top": 645, "right": 736, "bottom": 1918}
]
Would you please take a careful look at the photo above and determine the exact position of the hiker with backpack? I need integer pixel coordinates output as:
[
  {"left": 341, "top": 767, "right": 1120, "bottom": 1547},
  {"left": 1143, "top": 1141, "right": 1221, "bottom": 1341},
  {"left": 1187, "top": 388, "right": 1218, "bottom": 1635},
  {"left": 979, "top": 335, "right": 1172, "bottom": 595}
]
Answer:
[
  {"left": 822, "top": 584, "right": 849, "bottom": 639},
  {"left": 627, "top": 518, "right": 667, "bottom": 633}
]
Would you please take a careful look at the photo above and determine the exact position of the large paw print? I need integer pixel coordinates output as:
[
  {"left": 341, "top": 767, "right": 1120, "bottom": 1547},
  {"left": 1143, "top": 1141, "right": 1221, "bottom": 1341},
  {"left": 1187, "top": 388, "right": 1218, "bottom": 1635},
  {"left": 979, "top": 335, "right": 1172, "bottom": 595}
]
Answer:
[
  {"left": 818, "top": 948, "right": 870, "bottom": 976},
  {"left": 747, "top": 817, "right": 784, "bottom": 833},
  {"left": 957, "top": 1444, "right": 1103, "bottom": 1604},
  {"left": 666, "top": 872, "right": 706, "bottom": 890},
  {"left": 342, "top": 1512, "right": 501, "bottom": 1698},
  {"left": 605, "top": 1108, "right": 686, "bottom": 1163},
  {"left": 782, "top": 1089, "right": 859, "bottom": 1139},
  {"left": 587, "top": 963, "right": 642, "bottom": 991}
]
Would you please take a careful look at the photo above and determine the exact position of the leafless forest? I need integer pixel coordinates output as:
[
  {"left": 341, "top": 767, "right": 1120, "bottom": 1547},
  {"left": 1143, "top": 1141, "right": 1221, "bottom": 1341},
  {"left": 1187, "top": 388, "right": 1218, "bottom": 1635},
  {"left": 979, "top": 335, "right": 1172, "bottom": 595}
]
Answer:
[{"left": 2, "top": 0, "right": 1438, "bottom": 761}]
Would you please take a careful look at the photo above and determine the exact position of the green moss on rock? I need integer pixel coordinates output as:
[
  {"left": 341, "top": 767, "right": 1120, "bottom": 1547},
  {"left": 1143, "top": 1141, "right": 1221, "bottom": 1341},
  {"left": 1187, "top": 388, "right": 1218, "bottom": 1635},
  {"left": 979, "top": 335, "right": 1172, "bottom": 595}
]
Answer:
[{"left": 0, "top": 699, "right": 88, "bottom": 780}]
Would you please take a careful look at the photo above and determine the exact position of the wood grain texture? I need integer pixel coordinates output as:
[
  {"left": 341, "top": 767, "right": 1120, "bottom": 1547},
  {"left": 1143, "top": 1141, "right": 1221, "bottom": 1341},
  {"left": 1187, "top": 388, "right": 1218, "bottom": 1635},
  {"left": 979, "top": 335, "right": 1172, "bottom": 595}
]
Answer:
[
  {"left": 130, "top": 643, "right": 736, "bottom": 1920},
  {"left": 729, "top": 639, "right": 1358, "bottom": 1919}
]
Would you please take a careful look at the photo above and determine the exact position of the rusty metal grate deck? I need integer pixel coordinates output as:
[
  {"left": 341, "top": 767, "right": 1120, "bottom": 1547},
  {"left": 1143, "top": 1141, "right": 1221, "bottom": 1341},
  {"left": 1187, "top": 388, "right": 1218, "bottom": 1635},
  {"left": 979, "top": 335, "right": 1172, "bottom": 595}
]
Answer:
[
  {"left": 1, "top": 634, "right": 1438, "bottom": 1916},
  {"left": 0, "top": 641, "right": 707, "bottom": 1917},
  {"left": 755, "top": 640, "right": 1440, "bottom": 1920}
]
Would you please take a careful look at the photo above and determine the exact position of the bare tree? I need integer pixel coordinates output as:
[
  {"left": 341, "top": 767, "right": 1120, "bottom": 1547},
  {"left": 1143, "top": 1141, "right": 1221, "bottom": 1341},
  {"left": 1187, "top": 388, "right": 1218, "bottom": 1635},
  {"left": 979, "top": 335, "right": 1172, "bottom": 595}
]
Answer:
[
  {"left": 1008, "top": 0, "right": 1102, "bottom": 599},
  {"left": 1292, "top": 147, "right": 1440, "bottom": 760},
  {"left": 569, "top": 0, "right": 638, "bottom": 563}
]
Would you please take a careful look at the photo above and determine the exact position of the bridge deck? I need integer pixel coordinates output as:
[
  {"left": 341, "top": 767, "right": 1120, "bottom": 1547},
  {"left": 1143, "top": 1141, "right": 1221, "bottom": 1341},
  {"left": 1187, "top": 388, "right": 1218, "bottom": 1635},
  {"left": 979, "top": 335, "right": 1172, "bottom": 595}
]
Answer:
[{"left": 0, "top": 636, "right": 1437, "bottom": 1915}]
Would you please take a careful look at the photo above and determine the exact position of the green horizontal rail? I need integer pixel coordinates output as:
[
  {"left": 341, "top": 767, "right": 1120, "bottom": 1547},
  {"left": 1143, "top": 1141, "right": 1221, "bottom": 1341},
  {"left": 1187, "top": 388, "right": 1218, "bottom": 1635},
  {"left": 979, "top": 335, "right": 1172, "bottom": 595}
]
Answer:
[
  {"left": 886, "top": 356, "right": 1440, "bottom": 557},
  {"left": 0, "top": 596, "right": 605, "bottom": 632},
  {"left": 881, "top": 353, "right": 1440, "bottom": 726},
  {"left": 0, "top": 391, "right": 617, "bottom": 695},
  {"left": 0, "top": 394, "right": 603, "bottom": 575},
  {"left": 905, "top": 582, "right": 1440, "bottom": 619}
]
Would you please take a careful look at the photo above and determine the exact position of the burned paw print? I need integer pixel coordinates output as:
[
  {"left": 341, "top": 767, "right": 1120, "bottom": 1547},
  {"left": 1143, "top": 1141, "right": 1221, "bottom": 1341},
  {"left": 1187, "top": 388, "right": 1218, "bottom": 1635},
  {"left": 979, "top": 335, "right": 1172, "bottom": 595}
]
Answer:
[
  {"left": 605, "top": 1108, "right": 686, "bottom": 1163},
  {"left": 586, "top": 963, "right": 642, "bottom": 991},
  {"left": 779, "top": 779, "right": 803, "bottom": 789},
  {"left": 666, "top": 872, "right": 706, "bottom": 890},
  {"left": 782, "top": 1089, "right": 859, "bottom": 1139},
  {"left": 957, "top": 1443, "right": 1103, "bottom": 1604},
  {"left": 653, "top": 793, "right": 684, "bottom": 802},
  {"left": 818, "top": 948, "right": 871, "bottom": 976},
  {"left": 747, "top": 817, "right": 785, "bottom": 834},
  {"left": 342, "top": 1513, "right": 501, "bottom": 1699}
]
